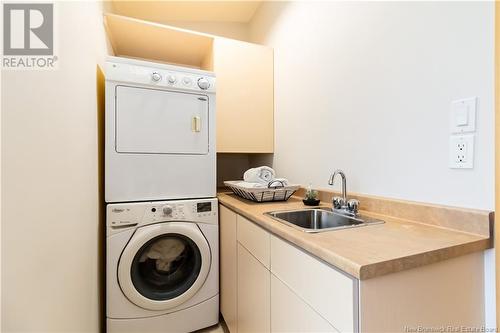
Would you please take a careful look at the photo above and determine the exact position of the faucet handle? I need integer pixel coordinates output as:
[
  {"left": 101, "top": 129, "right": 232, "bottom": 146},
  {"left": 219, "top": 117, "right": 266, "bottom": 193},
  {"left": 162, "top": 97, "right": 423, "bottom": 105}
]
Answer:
[
  {"left": 347, "top": 199, "right": 360, "bottom": 214},
  {"left": 333, "top": 196, "right": 345, "bottom": 209}
]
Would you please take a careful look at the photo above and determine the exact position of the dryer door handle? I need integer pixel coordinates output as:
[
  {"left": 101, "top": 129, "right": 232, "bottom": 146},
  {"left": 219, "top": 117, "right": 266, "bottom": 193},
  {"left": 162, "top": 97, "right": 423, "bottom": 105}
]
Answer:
[{"left": 191, "top": 116, "right": 201, "bottom": 132}]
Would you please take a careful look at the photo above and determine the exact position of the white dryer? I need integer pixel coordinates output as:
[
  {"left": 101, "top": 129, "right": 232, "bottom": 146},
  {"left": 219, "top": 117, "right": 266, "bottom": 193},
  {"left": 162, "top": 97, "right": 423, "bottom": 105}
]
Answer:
[
  {"left": 106, "top": 198, "right": 219, "bottom": 333},
  {"left": 104, "top": 57, "right": 216, "bottom": 203}
]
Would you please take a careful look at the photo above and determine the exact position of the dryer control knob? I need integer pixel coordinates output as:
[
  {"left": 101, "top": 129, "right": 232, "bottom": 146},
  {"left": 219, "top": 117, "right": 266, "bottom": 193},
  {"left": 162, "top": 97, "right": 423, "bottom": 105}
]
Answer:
[
  {"left": 167, "top": 74, "right": 177, "bottom": 84},
  {"left": 151, "top": 72, "right": 162, "bottom": 82},
  {"left": 197, "top": 78, "right": 210, "bottom": 90},
  {"left": 162, "top": 206, "right": 173, "bottom": 216}
]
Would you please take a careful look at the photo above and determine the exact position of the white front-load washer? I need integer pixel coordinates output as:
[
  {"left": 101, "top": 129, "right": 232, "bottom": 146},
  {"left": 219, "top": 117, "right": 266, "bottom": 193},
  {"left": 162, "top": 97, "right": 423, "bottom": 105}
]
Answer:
[{"left": 106, "top": 198, "right": 219, "bottom": 333}]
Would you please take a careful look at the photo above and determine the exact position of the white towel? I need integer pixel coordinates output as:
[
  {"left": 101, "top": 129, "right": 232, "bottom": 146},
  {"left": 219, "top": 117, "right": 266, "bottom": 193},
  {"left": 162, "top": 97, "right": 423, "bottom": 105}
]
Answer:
[
  {"left": 237, "top": 178, "right": 289, "bottom": 189},
  {"left": 243, "top": 166, "right": 275, "bottom": 183},
  {"left": 269, "top": 178, "right": 289, "bottom": 187},
  {"left": 236, "top": 181, "right": 267, "bottom": 189}
]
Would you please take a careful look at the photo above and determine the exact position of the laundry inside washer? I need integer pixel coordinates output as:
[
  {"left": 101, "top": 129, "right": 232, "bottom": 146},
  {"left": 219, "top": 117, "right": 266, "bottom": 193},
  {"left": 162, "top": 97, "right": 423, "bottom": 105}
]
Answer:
[
  {"left": 139, "top": 237, "right": 186, "bottom": 272},
  {"left": 132, "top": 235, "right": 202, "bottom": 301}
]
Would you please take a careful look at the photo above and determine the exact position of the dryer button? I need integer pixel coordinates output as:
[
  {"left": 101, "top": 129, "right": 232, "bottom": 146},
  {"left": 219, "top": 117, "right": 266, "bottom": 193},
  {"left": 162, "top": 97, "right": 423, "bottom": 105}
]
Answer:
[
  {"left": 197, "top": 78, "right": 210, "bottom": 90},
  {"left": 167, "top": 74, "right": 177, "bottom": 84},
  {"left": 151, "top": 72, "right": 162, "bottom": 82}
]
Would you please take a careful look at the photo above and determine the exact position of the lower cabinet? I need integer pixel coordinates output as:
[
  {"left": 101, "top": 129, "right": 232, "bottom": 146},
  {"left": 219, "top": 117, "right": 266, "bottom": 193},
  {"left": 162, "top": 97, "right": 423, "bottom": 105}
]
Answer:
[
  {"left": 218, "top": 204, "right": 485, "bottom": 333},
  {"left": 271, "top": 275, "right": 336, "bottom": 333},
  {"left": 219, "top": 204, "right": 342, "bottom": 333},
  {"left": 237, "top": 244, "right": 270, "bottom": 333},
  {"left": 270, "top": 234, "right": 356, "bottom": 332}
]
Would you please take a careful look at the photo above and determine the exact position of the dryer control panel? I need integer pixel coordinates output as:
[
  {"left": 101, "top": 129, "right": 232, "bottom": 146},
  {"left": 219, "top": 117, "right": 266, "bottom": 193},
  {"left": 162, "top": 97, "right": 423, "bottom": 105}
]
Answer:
[
  {"left": 106, "top": 198, "right": 218, "bottom": 235},
  {"left": 105, "top": 56, "right": 216, "bottom": 94}
]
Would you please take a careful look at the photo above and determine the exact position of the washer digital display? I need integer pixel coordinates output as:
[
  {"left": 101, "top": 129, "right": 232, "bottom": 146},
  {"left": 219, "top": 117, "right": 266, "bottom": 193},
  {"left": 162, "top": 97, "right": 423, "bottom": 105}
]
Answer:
[{"left": 197, "top": 202, "right": 212, "bottom": 213}]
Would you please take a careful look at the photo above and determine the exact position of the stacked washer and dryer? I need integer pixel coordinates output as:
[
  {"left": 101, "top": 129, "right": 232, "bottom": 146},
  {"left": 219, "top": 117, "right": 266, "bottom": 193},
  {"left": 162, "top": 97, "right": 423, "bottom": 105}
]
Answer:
[{"left": 104, "top": 57, "right": 219, "bottom": 333}]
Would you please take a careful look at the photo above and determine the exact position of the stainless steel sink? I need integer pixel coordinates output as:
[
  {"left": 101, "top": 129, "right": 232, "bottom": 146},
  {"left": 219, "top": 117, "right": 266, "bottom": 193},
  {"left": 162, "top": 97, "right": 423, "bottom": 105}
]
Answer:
[{"left": 265, "top": 208, "right": 384, "bottom": 233}]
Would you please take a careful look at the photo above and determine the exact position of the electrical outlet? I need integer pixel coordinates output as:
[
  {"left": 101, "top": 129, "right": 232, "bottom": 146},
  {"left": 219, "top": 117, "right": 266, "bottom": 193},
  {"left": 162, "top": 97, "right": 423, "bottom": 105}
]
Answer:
[
  {"left": 449, "top": 134, "right": 474, "bottom": 169},
  {"left": 456, "top": 141, "right": 467, "bottom": 163}
]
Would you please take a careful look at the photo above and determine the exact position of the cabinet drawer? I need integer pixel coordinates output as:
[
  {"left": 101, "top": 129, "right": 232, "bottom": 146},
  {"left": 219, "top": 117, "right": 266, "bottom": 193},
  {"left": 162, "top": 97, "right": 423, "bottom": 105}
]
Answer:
[
  {"left": 237, "top": 215, "right": 270, "bottom": 268},
  {"left": 270, "top": 235, "right": 357, "bottom": 332},
  {"left": 271, "top": 274, "right": 337, "bottom": 333}
]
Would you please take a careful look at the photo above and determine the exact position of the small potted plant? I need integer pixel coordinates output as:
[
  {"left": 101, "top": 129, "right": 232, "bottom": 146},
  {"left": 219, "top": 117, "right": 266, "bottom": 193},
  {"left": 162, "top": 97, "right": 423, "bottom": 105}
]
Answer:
[{"left": 303, "top": 185, "right": 320, "bottom": 206}]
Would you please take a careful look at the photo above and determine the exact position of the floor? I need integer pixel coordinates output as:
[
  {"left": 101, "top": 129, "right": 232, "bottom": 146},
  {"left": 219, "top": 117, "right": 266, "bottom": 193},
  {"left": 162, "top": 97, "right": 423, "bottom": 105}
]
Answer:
[{"left": 195, "top": 317, "right": 229, "bottom": 333}]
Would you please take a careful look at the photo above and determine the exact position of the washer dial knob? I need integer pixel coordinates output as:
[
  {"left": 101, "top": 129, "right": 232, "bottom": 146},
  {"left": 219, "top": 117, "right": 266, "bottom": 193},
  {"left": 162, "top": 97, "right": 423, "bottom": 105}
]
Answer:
[
  {"left": 162, "top": 205, "right": 173, "bottom": 216},
  {"left": 167, "top": 74, "right": 177, "bottom": 84},
  {"left": 151, "top": 72, "right": 162, "bottom": 82},
  {"left": 197, "top": 78, "right": 210, "bottom": 90}
]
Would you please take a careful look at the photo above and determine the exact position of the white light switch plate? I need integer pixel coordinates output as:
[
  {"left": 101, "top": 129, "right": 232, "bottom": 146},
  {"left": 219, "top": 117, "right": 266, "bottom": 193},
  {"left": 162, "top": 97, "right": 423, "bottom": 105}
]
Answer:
[
  {"left": 449, "top": 134, "right": 474, "bottom": 169},
  {"left": 450, "top": 97, "right": 477, "bottom": 133}
]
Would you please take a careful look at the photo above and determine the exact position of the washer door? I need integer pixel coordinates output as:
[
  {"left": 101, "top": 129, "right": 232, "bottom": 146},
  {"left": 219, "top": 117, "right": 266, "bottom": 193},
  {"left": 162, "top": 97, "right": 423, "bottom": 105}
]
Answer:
[{"left": 118, "top": 222, "right": 211, "bottom": 311}]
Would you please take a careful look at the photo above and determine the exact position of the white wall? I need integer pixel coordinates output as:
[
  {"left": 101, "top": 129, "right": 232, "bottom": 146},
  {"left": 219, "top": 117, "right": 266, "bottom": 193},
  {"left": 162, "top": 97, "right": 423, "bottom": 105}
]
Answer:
[
  {"left": 250, "top": 1, "right": 495, "bottom": 327},
  {"left": 250, "top": 1, "right": 494, "bottom": 211},
  {"left": 1, "top": 1, "right": 109, "bottom": 332}
]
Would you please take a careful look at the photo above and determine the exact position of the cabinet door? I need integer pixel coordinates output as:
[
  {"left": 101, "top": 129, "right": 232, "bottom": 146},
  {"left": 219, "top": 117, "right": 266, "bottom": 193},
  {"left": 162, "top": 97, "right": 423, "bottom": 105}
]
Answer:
[
  {"left": 220, "top": 205, "right": 238, "bottom": 333},
  {"left": 237, "top": 244, "right": 270, "bottom": 333},
  {"left": 270, "top": 235, "right": 356, "bottom": 332},
  {"left": 213, "top": 37, "right": 274, "bottom": 153},
  {"left": 237, "top": 215, "right": 270, "bottom": 269},
  {"left": 271, "top": 275, "right": 337, "bottom": 333}
]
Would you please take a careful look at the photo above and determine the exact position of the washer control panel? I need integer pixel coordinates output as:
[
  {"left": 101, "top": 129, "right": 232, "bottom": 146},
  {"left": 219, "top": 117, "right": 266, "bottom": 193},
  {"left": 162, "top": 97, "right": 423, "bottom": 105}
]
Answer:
[
  {"left": 144, "top": 200, "right": 217, "bottom": 222},
  {"left": 107, "top": 198, "right": 218, "bottom": 234}
]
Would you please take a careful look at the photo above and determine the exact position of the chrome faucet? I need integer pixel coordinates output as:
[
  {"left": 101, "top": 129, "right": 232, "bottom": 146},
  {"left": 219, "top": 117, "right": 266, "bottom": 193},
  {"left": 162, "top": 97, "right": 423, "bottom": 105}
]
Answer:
[
  {"left": 328, "top": 170, "right": 347, "bottom": 208},
  {"left": 328, "top": 170, "right": 360, "bottom": 215}
]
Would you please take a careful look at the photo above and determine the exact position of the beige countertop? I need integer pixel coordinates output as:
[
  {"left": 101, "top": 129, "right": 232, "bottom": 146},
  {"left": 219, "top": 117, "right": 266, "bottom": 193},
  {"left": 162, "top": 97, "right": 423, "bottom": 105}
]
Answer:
[{"left": 218, "top": 192, "right": 493, "bottom": 280}]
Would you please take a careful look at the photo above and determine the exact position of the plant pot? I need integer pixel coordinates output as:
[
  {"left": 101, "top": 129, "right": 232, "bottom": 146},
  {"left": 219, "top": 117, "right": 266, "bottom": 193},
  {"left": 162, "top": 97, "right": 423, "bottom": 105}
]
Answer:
[{"left": 303, "top": 198, "right": 320, "bottom": 206}]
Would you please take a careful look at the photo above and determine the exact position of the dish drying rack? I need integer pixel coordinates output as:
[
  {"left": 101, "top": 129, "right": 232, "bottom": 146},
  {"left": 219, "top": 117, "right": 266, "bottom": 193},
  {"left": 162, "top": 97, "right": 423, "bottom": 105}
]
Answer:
[{"left": 224, "top": 180, "right": 299, "bottom": 202}]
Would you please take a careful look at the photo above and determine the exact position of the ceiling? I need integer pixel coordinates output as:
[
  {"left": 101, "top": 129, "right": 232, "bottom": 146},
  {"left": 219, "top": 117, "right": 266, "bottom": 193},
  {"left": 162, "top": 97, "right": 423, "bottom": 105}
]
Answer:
[{"left": 110, "top": 0, "right": 263, "bottom": 23}]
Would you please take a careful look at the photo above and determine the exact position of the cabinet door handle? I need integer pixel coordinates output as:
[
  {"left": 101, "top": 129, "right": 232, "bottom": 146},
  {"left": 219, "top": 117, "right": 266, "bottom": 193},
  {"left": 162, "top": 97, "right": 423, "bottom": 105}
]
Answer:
[{"left": 192, "top": 116, "right": 201, "bottom": 132}]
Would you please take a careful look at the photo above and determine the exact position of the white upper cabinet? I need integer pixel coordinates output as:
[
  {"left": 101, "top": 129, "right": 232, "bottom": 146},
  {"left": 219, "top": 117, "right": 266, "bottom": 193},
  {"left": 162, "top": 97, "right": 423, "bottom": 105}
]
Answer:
[{"left": 212, "top": 38, "right": 274, "bottom": 153}]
